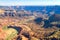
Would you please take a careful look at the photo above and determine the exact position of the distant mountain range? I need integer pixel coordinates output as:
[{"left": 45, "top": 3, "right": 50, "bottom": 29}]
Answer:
[{"left": 0, "top": 6, "right": 60, "bottom": 14}]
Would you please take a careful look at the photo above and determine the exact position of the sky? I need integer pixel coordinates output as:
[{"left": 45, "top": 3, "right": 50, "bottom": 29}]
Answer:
[{"left": 0, "top": 0, "right": 60, "bottom": 6}]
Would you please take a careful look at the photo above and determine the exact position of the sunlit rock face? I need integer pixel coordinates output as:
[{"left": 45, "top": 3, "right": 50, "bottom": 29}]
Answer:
[
  {"left": 0, "top": 26, "right": 18, "bottom": 40},
  {"left": 0, "top": 9, "right": 5, "bottom": 14},
  {"left": 48, "top": 30, "right": 60, "bottom": 38}
]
